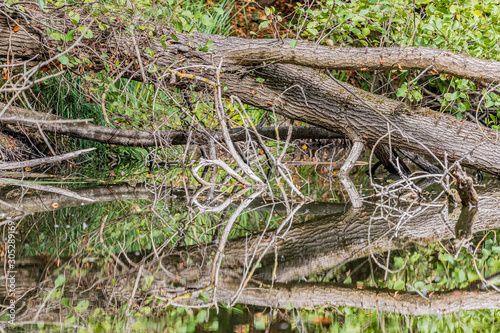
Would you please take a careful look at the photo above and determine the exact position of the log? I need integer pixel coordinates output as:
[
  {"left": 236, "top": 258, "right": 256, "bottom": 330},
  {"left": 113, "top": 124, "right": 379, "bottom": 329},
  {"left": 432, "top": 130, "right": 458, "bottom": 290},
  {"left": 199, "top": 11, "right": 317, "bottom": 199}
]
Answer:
[
  {"left": 0, "top": 104, "right": 344, "bottom": 146},
  {"left": 0, "top": 6, "right": 499, "bottom": 174}
]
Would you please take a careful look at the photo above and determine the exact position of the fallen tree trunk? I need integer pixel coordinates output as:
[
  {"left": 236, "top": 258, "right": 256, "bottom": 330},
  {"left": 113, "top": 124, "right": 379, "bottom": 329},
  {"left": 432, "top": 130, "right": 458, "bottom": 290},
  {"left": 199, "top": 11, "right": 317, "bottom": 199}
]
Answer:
[
  {"left": 1, "top": 6, "right": 500, "bottom": 174},
  {"left": 0, "top": 104, "right": 344, "bottom": 146}
]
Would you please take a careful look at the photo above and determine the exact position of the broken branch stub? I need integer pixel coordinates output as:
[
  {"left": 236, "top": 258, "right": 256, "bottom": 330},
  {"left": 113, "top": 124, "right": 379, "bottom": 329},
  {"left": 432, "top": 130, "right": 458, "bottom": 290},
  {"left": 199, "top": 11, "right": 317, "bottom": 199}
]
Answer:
[{"left": 452, "top": 164, "right": 479, "bottom": 207}]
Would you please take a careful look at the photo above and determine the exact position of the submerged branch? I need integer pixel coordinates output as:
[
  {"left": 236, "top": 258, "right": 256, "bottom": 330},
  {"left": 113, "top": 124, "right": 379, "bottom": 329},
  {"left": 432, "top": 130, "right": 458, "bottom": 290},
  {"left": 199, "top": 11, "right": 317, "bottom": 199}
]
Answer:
[{"left": 0, "top": 148, "right": 95, "bottom": 170}]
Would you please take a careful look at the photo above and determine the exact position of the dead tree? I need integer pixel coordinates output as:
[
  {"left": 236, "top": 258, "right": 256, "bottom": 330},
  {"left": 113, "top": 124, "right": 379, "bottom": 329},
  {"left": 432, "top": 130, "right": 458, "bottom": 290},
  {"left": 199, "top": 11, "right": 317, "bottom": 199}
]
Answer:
[{"left": 0, "top": 5, "right": 499, "bottom": 176}]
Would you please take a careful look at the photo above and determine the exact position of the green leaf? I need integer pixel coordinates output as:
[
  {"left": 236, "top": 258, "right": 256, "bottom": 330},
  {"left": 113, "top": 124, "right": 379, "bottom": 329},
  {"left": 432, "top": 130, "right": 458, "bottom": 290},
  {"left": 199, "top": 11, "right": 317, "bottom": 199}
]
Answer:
[
  {"left": 65, "top": 30, "right": 75, "bottom": 42},
  {"left": 61, "top": 297, "right": 70, "bottom": 308},
  {"left": 256, "top": 78, "right": 265, "bottom": 83},
  {"left": 196, "top": 291, "right": 209, "bottom": 302},
  {"left": 74, "top": 300, "right": 89, "bottom": 312},
  {"left": 202, "top": 15, "right": 214, "bottom": 27},
  {"left": 394, "top": 280, "right": 405, "bottom": 290},
  {"left": 171, "top": 33, "right": 179, "bottom": 41},
  {"left": 209, "top": 320, "right": 219, "bottom": 331},
  {"left": 411, "top": 89, "right": 423, "bottom": 101},
  {"left": 58, "top": 55, "right": 70, "bottom": 65},
  {"left": 482, "top": 248, "right": 491, "bottom": 260},
  {"left": 37, "top": 0, "right": 45, "bottom": 10},
  {"left": 50, "top": 289, "right": 62, "bottom": 299},
  {"left": 65, "top": 314, "right": 76, "bottom": 324},
  {"left": 414, "top": 281, "right": 425, "bottom": 290},
  {"left": 458, "top": 102, "right": 467, "bottom": 112},
  {"left": 422, "top": 23, "right": 435, "bottom": 31},
  {"left": 85, "top": 30, "right": 93, "bottom": 39},
  {"left": 306, "top": 28, "right": 319, "bottom": 36},
  {"left": 70, "top": 13, "right": 80, "bottom": 25},
  {"left": 78, "top": 27, "right": 93, "bottom": 39},
  {"left": 197, "top": 309, "right": 207, "bottom": 323},
  {"left": 55, "top": 274, "right": 66, "bottom": 287},
  {"left": 259, "top": 21, "right": 270, "bottom": 30},
  {"left": 254, "top": 318, "right": 266, "bottom": 330},
  {"left": 98, "top": 22, "right": 110, "bottom": 31},
  {"left": 458, "top": 270, "right": 467, "bottom": 283},
  {"left": 396, "top": 85, "right": 407, "bottom": 97},
  {"left": 445, "top": 91, "right": 460, "bottom": 101},
  {"left": 284, "top": 301, "right": 293, "bottom": 310},
  {"left": 394, "top": 257, "right": 405, "bottom": 268},
  {"left": 362, "top": 27, "right": 370, "bottom": 36},
  {"left": 200, "top": 39, "right": 214, "bottom": 52},
  {"left": 351, "top": 15, "right": 366, "bottom": 23}
]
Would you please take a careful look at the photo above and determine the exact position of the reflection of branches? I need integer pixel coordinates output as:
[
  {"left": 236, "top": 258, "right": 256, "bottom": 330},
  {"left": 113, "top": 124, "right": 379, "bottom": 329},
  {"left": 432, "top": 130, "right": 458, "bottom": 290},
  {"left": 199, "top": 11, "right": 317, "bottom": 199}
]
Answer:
[
  {"left": 367, "top": 200, "right": 449, "bottom": 280},
  {"left": 191, "top": 159, "right": 254, "bottom": 187},
  {"left": 368, "top": 124, "right": 480, "bottom": 215},
  {"left": 209, "top": 189, "right": 264, "bottom": 307},
  {"left": 229, "top": 202, "right": 303, "bottom": 306},
  {"left": 471, "top": 231, "right": 500, "bottom": 293},
  {"left": 216, "top": 279, "right": 500, "bottom": 316},
  {"left": 2, "top": 188, "right": 500, "bottom": 327},
  {"left": 0, "top": 148, "right": 95, "bottom": 171},
  {"left": 0, "top": 178, "right": 94, "bottom": 202},
  {"left": 190, "top": 185, "right": 252, "bottom": 213}
]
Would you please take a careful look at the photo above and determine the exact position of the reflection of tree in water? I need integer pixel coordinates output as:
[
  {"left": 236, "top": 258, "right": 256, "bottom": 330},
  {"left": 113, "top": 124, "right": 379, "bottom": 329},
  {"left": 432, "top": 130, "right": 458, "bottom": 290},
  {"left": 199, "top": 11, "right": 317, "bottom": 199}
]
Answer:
[{"left": 1, "top": 182, "right": 500, "bottom": 330}]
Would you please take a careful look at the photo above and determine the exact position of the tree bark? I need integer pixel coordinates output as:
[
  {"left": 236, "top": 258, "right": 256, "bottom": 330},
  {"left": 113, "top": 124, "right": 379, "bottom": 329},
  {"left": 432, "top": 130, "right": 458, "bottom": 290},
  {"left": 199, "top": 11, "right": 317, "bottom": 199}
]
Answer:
[
  {"left": 0, "top": 103, "right": 344, "bottom": 146},
  {"left": 1, "top": 7, "right": 500, "bottom": 174}
]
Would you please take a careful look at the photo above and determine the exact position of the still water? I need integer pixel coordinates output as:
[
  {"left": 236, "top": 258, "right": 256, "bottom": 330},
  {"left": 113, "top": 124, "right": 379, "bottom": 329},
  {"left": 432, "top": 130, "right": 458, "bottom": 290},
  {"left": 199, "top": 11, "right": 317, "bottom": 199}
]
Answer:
[{"left": 1, "top": 163, "right": 500, "bottom": 332}]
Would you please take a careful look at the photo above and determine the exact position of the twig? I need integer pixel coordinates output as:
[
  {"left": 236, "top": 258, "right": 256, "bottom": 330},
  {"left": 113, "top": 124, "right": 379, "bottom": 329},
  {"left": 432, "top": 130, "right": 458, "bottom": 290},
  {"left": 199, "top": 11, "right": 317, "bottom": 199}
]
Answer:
[
  {"left": 0, "top": 148, "right": 95, "bottom": 170},
  {"left": 125, "top": 265, "right": 143, "bottom": 316},
  {"left": 0, "top": 178, "right": 95, "bottom": 202}
]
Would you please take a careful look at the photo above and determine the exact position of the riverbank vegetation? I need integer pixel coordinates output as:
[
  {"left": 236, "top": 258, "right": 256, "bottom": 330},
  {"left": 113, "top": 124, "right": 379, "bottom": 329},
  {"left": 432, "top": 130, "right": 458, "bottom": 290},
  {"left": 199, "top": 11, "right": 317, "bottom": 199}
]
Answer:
[{"left": 1, "top": 0, "right": 500, "bottom": 331}]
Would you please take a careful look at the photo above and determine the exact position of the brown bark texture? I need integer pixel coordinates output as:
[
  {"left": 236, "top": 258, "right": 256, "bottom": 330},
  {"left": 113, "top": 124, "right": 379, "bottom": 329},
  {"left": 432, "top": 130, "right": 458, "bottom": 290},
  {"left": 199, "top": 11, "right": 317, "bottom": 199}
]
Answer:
[{"left": 0, "top": 103, "right": 343, "bottom": 147}]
